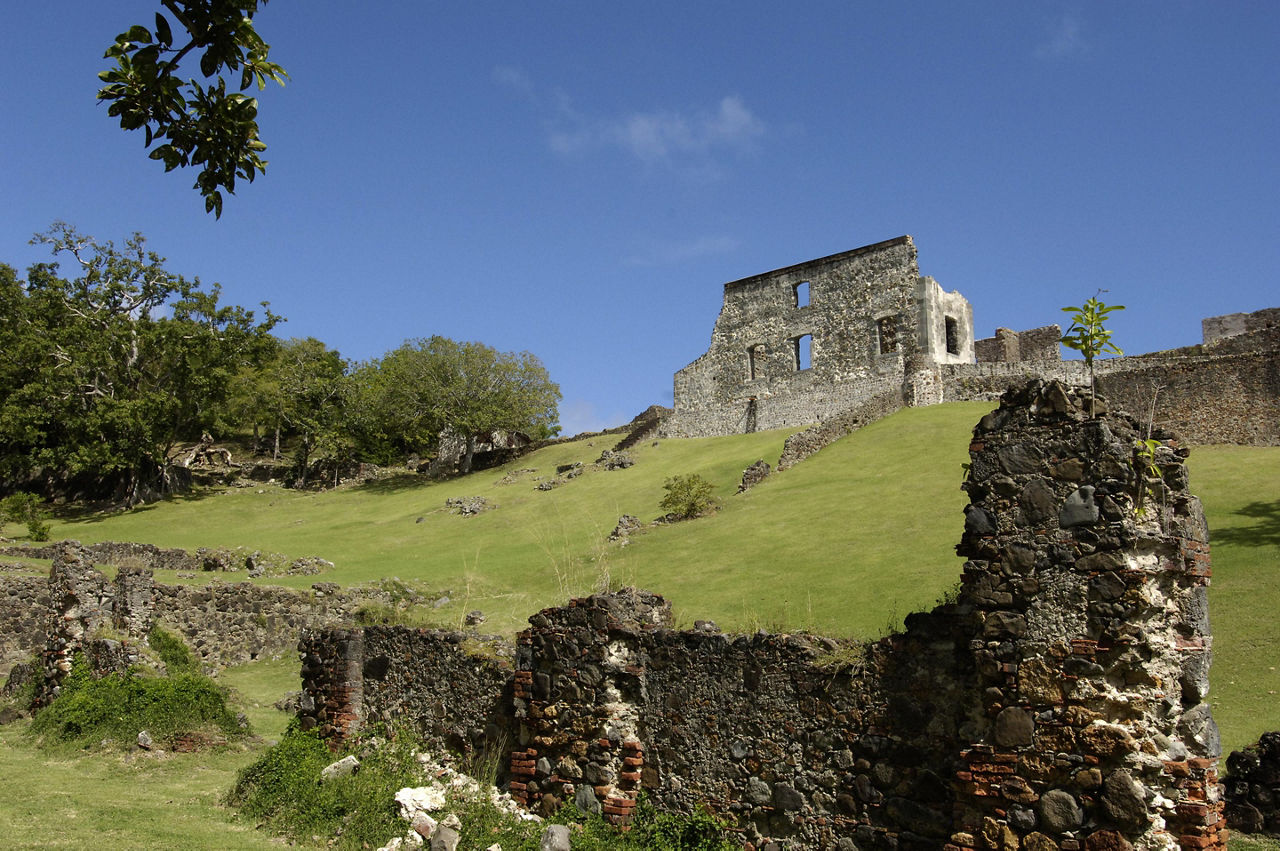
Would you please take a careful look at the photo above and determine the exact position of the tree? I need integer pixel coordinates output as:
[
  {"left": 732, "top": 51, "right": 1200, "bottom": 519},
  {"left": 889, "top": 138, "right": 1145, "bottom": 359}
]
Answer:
[
  {"left": 270, "top": 338, "right": 347, "bottom": 485},
  {"left": 98, "top": 1, "right": 288, "bottom": 217},
  {"left": 372, "top": 337, "right": 561, "bottom": 473},
  {"left": 0, "top": 223, "right": 279, "bottom": 505}
]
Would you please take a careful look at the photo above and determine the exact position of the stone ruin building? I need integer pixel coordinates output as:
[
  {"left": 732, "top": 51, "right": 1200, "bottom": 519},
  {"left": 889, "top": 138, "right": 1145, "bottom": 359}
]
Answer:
[
  {"left": 664, "top": 237, "right": 1280, "bottom": 447},
  {"left": 665, "top": 236, "right": 974, "bottom": 437}
]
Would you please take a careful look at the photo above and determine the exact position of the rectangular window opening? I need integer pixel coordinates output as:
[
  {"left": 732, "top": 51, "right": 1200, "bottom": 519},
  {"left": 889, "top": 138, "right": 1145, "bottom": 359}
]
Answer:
[
  {"left": 877, "top": 317, "right": 898, "bottom": 354},
  {"left": 794, "top": 334, "right": 812, "bottom": 371},
  {"left": 945, "top": 316, "right": 960, "bottom": 356},
  {"left": 748, "top": 344, "right": 764, "bottom": 380},
  {"left": 794, "top": 281, "right": 810, "bottom": 308}
]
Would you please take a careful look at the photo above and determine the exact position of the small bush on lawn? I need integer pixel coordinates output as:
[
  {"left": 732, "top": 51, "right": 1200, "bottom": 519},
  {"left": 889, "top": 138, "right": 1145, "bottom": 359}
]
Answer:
[
  {"left": 0, "top": 492, "right": 51, "bottom": 541},
  {"left": 28, "top": 655, "right": 243, "bottom": 750},
  {"left": 659, "top": 474, "right": 719, "bottom": 520},
  {"left": 227, "top": 723, "right": 421, "bottom": 849}
]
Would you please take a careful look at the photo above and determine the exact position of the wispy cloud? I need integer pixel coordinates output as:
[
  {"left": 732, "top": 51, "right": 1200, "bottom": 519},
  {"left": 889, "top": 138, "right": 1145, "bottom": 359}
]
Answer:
[
  {"left": 625, "top": 235, "right": 740, "bottom": 267},
  {"left": 557, "top": 399, "right": 628, "bottom": 436},
  {"left": 493, "top": 66, "right": 765, "bottom": 170},
  {"left": 1036, "top": 12, "right": 1089, "bottom": 59}
]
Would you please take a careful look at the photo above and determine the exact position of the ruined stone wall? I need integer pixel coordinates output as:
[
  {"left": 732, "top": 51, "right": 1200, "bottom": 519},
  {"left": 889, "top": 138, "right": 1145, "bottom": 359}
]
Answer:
[
  {"left": 1202, "top": 308, "right": 1280, "bottom": 347},
  {"left": 665, "top": 236, "right": 974, "bottom": 438},
  {"left": 297, "top": 626, "right": 514, "bottom": 758},
  {"left": 300, "top": 381, "right": 1226, "bottom": 849},
  {"left": 774, "top": 386, "right": 904, "bottom": 470},
  {"left": 940, "top": 346, "right": 1280, "bottom": 445},
  {"left": 0, "top": 555, "right": 359, "bottom": 676},
  {"left": 975, "top": 326, "right": 1064, "bottom": 364},
  {"left": 0, "top": 576, "right": 50, "bottom": 665}
]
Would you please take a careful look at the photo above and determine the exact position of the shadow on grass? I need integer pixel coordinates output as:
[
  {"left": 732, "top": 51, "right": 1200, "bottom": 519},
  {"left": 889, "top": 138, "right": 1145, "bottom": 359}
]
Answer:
[
  {"left": 354, "top": 473, "right": 433, "bottom": 495},
  {"left": 1213, "top": 499, "right": 1280, "bottom": 548},
  {"left": 52, "top": 487, "right": 225, "bottom": 526}
]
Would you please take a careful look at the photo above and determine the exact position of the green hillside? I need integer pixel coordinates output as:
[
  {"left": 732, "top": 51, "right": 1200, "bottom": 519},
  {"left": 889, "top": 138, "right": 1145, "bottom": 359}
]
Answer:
[{"left": 9, "top": 401, "right": 1280, "bottom": 753}]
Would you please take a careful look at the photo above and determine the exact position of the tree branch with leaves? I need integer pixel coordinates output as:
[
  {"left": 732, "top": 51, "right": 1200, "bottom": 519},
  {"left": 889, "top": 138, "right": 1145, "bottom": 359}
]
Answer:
[{"left": 98, "top": 1, "right": 288, "bottom": 217}]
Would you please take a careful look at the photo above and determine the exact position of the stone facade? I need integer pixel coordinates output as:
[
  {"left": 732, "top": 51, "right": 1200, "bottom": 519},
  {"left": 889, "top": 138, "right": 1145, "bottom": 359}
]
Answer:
[
  {"left": 664, "top": 236, "right": 975, "bottom": 438},
  {"left": 299, "top": 380, "right": 1225, "bottom": 849},
  {"left": 665, "top": 234, "right": 1279, "bottom": 447}
]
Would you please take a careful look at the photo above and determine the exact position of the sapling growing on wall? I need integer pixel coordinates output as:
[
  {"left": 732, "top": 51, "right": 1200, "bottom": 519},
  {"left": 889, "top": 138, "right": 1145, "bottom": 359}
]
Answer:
[
  {"left": 1061, "top": 293, "right": 1125, "bottom": 416},
  {"left": 1133, "top": 438, "right": 1164, "bottom": 518}
]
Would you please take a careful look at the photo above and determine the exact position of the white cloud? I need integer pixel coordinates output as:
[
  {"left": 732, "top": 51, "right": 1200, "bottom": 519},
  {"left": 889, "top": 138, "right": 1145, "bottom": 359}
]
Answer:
[
  {"left": 1036, "top": 13, "right": 1088, "bottom": 59},
  {"left": 557, "top": 399, "right": 628, "bottom": 436},
  {"left": 494, "top": 67, "right": 764, "bottom": 168},
  {"left": 625, "top": 235, "right": 740, "bottom": 267}
]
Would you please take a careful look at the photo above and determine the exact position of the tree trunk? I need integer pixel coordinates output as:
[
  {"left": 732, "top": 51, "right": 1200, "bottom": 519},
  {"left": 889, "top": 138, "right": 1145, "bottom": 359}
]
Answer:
[
  {"left": 461, "top": 433, "right": 476, "bottom": 474},
  {"left": 273, "top": 423, "right": 281, "bottom": 462}
]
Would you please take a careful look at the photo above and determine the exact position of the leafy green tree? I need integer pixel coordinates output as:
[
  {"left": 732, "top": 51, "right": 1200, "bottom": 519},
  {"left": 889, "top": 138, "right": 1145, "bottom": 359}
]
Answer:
[
  {"left": 659, "top": 474, "right": 719, "bottom": 520},
  {"left": 1061, "top": 293, "right": 1125, "bottom": 415},
  {"left": 98, "top": 1, "right": 288, "bottom": 217},
  {"left": 270, "top": 338, "right": 347, "bottom": 485},
  {"left": 372, "top": 337, "right": 561, "bottom": 473},
  {"left": 0, "top": 223, "right": 279, "bottom": 506}
]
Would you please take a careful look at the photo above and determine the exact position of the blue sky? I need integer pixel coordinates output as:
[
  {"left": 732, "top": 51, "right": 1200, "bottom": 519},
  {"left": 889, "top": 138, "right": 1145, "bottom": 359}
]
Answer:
[{"left": 3, "top": 2, "right": 1278, "bottom": 434}]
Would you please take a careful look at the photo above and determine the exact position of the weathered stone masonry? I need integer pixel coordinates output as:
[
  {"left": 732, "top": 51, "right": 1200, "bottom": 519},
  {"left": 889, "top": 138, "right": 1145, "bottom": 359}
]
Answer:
[
  {"left": 664, "top": 236, "right": 974, "bottom": 438},
  {"left": 664, "top": 235, "right": 1279, "bottom": 448},
  {"left": 300, "top": 381, "right": 1225, "bottom": 849}
]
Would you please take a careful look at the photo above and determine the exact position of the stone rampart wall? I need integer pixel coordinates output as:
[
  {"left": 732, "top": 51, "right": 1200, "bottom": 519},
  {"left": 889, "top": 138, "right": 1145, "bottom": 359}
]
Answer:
[
  {"left": 940, "top": 348, "right": 1280, "bottom": 445},
  {"left": 299, "top": 381, "right": 1227, "bottom": 849},
  {"left": 774, "top": 386, "right": 904, "bottom": 470}
]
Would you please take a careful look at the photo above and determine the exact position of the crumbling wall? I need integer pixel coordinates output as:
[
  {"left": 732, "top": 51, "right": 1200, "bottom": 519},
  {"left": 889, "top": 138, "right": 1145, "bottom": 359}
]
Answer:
[
  {"left": 300, "top": 380, "right": 1226, "bottom": 849},
  {"left": 1202, "top": 308, "right": 1280, "bottom": 348},
  {"left": 1, "top": 552, "right": 360, "bottom": 681},
  {"left": 975, "top": 326, "right": 1063, "bottom": 364},
  {"left": 296, "top": 626, "right": 514, "bottom": 758},
  {"left": 940, "top": 347, "right": 1280, "bottom": 445},
  {"left": 665, "top": 236, "right": 974, "bottom": 438}
]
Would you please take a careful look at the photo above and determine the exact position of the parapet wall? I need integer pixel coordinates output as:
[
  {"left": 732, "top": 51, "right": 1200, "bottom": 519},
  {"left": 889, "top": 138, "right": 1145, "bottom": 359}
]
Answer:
[
  {"left": 299, "top": 381, "right": 1225, "bottom": 849},
  {"left": 940, "top": 345, "right": 1280, "bottom": 445}
]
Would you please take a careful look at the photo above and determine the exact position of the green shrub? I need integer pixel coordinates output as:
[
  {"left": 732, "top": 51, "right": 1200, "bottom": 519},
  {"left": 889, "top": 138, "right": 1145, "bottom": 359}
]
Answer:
[
  {"left": 147, "top": 626, "right": 199, "bottom": 675},
  {"left": 0, "top": 493, "right": 51, "bottom": 541},
  {"left": 659, "top": 474, "right": 719, "bottom": 520},
  {"left": 228, "top": 724, "right": 422, "bottom": 849},
  {"left": 28, "top": 655, "right": 242, "bottom": 749}
]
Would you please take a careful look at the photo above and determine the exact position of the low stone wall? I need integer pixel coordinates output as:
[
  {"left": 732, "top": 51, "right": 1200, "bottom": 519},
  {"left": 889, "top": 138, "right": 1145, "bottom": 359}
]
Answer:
[
  {"left": 775, "top": 387, "right": 904, "bottom": 470},
  {"left": 0, "top": 540, "right": 199, "bottom": 572},
  {"left": 0, "top": 556, "right": 359, "bottom": 677},
  {"left": 300, "top": 381, "right": 1227, "bottom": 849}
]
